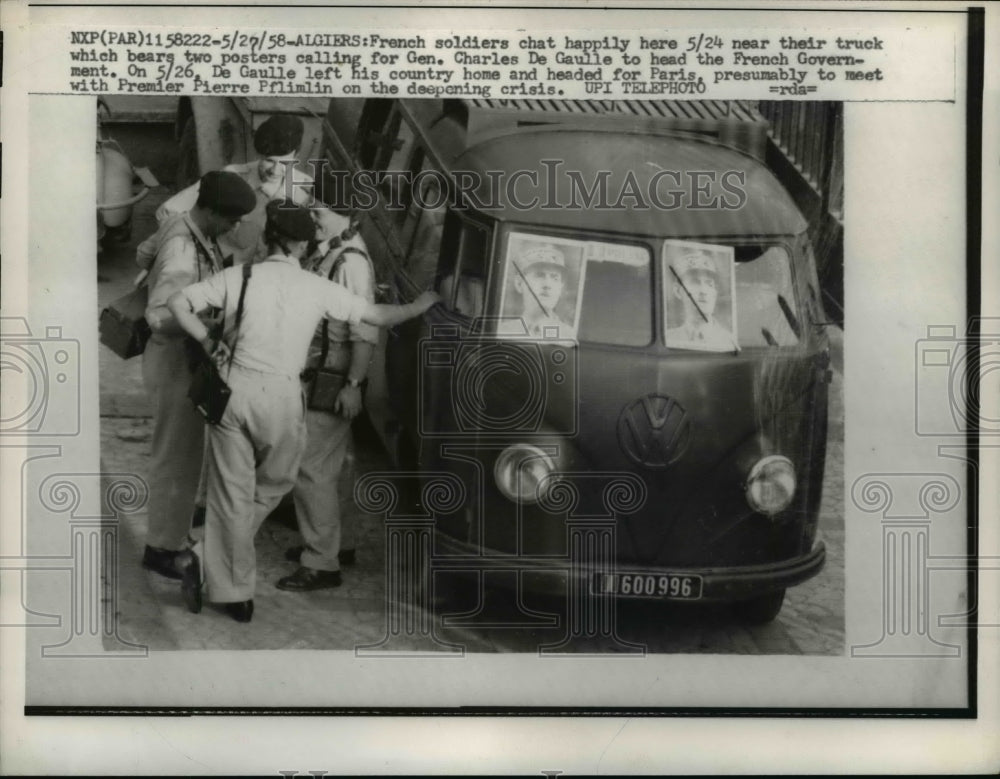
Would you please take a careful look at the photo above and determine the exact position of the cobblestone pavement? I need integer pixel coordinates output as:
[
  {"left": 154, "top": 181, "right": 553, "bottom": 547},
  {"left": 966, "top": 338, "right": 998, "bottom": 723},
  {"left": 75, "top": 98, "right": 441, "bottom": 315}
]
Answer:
[
  {"left": 99, "top": 154, "right": 844, "bottom": 657},
  {"left": 103, "top": 411, "right": 843, "bottom": 655}
]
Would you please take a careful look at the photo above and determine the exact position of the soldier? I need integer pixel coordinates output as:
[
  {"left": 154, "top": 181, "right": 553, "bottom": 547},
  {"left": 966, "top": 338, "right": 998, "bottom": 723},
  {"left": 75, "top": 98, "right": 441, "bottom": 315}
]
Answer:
[
  {"left": 155, "top": 114, "right": 314, "bottom": 266},
  {"left": 280, "top": 173, "right": 377, "bottom": 591},
  {"left": 665, "top": 248, "right": 736, "bottom": 351},
  {"left": 167, "top": 200, "right": 440, "bottom": 622},
  {"left": 139, "top": 171, "right": 257, "bottom": 579}
]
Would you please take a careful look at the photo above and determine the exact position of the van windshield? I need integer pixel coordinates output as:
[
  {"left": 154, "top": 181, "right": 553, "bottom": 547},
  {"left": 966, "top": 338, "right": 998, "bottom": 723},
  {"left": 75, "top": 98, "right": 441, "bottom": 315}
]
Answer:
[
  {"left": 498, "top": 231, "right": 652, "bottom": 346},
  {"left": 663, "top": 240, "right": 800, "bottom": 352},
  {"left": 494, "top": 231, "right": 799, "bottom": 349}
]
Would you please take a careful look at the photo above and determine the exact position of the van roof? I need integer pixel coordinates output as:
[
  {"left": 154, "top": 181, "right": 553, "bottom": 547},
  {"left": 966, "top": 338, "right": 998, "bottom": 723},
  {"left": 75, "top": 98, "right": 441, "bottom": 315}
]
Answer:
[
  {"left": 454, "top": 98, "right": 770, "bottom": 159},
  {"left": 449, "top": 126, "right": 807, "bottom": 238}
]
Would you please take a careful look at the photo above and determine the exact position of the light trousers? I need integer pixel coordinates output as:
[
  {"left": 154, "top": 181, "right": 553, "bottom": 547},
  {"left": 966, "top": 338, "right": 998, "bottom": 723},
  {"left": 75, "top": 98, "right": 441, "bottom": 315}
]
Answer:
[
  {"left": 142, "top": 336, "right": 203, "bottom": 551},
  {"left": 293, "top": 409, "right": 354, "bottom": 572},
  {"left": 203, "top": 366, "right": 306, "bottom": 603}
]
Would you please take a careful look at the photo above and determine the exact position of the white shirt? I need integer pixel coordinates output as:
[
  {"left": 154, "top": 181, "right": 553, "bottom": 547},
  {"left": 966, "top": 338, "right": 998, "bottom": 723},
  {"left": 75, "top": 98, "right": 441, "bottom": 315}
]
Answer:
[{"left": 180, "top": 254, "right": 369, "bottom": 379}]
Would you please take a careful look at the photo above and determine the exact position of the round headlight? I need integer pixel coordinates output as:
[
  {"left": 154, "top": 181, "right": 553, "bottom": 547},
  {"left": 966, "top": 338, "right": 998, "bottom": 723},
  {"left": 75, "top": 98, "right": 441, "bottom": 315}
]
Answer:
[
  {"left": 745, "top": 455, "right": 796, "bottom": 515},
  {"left": 494, "top": 444, "right": 557, "bottom": 504}
]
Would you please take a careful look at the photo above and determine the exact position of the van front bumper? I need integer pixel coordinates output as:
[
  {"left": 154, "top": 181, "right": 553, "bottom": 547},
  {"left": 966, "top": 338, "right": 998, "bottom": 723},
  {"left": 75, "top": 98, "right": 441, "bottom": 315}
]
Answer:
[{"left": 430, "top": 534, "right": 826, "bottom": 603}]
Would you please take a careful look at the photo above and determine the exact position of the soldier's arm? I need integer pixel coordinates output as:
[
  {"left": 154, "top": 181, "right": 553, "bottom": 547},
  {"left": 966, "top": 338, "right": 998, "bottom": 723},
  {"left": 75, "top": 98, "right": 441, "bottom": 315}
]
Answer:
[
  {"left": 339, "top": 251, "right": 380, "bottom": 355},
  {"left": 145, "top": 237, "right": 199, "bottom": 335},
  {"left": 360, "top": 292, "right": 440, "bottom": 328},
  {"left": 324, "top": 277, "right": 440, "bottom": 330},
  {"left": 166, "top": 272, "right": 228, "bottom": 354}
]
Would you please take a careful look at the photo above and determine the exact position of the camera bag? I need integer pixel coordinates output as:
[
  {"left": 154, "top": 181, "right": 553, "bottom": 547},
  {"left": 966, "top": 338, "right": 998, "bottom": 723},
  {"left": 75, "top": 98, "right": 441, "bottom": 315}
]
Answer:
[
  {"left": 99, "top": 283, "right": 151, "bottom": 359},
  {"left": 100, "top": 224, "right": 227, "bottom": 360}
]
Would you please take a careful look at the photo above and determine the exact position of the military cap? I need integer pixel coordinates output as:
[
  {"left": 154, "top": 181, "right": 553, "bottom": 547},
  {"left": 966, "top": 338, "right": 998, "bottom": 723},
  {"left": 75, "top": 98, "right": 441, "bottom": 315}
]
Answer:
[
  {"left": 195, "top": 170, "right": 257, "bottom": 217},
  {"left": 265, "top": 198, "right": 316, "bottom": 242},
  {"left": 673, "top": 248, "right": 718, "bottom": 278},
  {"left": 519, "top": 246, "right": 566, "bottom": 274},
  {"left": 254, "top": 115, "right": 304, "bottom": 157}
]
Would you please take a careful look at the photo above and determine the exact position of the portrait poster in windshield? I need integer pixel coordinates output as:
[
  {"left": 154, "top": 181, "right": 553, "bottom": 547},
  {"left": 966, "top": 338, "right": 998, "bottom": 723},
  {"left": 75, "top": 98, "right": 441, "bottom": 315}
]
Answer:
[
  {"left": 498, "top": 232, "right": 586, "bottom": 340},
  {"left": 663, "top": 239, "right": 737, "bottom": 352}
]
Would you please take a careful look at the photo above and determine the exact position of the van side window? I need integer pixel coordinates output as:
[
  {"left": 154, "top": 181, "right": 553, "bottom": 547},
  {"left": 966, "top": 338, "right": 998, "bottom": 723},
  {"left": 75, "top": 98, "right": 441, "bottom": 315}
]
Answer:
[
  {"left": 437, "top": 211, "right": 489, "bottom": 320},
  {"left": 734, "top": 244, "right": 800, "bottom": 347}
]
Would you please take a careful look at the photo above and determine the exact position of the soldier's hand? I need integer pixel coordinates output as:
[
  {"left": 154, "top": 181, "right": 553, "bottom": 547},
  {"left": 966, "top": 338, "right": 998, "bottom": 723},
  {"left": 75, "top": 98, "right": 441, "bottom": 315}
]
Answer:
[
  {"left": 414, "top": 290, "right": 442, "bottom": 312},
  {"left": 335, "top": 385, "right": 363, "bottom": 419},
  {"left": 211, "top": 341, "right": 232, "bottom": 368}
]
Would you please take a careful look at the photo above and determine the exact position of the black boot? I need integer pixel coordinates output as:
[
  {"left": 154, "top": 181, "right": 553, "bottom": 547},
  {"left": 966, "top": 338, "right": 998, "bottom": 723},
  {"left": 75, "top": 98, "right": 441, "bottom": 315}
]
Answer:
[
  {"left": 175, "top": 550, "right": 202, "bottom": 614},
  {"left": 223, "top": 600, "right": 254, "bottom": 623},
  {"left": 142, "top": 546, "right": 182, "bottom": 580}
]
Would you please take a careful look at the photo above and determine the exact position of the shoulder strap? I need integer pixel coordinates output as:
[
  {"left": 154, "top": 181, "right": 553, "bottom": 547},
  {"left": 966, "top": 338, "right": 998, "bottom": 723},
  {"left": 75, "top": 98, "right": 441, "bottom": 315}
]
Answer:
[
  {"left": 316, "top": 246, "right": 371, "bottom": 368},
  {"left": 236, "top": 261, "right": 252, "bottom": 326},
  {"left": 227, "top": 262, "right": 252, "bottom": 372},
  {"left": 188, "top": 225, "right": 223, "bottom": 278},
  {"left": 332, "top": 246, "right": 371, "bottom": 278}
]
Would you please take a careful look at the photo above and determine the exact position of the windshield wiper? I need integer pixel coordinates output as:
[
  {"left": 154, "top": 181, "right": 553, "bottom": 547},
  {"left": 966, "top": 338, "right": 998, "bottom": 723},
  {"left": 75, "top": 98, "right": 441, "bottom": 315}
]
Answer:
[
  {"left": 777, "top": 294, "right": 801, "bottom": 340},
  {"left": 668, "top": 265, "right": 740, "bottom": 354},
  {"left": 511, "top": 260, "right": 551, "bottom": 319}
]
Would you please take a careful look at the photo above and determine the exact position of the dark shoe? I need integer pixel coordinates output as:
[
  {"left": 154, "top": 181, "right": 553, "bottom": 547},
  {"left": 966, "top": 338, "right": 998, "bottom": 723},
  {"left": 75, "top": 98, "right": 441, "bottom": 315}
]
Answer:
[
  {"left": 223, "top": 600, "right": 254, "bottom": 623},
  {"left": 276, "top": 566, "right": 342, "bottom": 592},
  {"left": 284, "top": 545, "right": 304, "bottom": 563},
  {"left": 339, "top": 548, "right": 356, "bottom": 566},
  {"left": 175, "top": 550, "right": 202, "bottom": 614},
  {"left": 191, "top": 505, "right": 206, "bottom": 529},
  {"left": 142, "top": 546, "right": 182, "bottom": 580}
]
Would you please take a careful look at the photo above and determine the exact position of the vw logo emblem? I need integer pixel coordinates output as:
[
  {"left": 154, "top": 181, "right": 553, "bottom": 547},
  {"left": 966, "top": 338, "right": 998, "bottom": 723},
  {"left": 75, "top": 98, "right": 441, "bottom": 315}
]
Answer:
[{"left": 617, "top": 394, "right": 691, "bottom": 468}]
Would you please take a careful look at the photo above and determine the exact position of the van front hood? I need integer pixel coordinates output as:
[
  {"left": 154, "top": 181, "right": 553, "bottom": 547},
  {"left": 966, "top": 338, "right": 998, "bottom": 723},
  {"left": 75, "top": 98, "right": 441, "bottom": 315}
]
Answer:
[{"left": 572, "top": 346, "right": 826, "bottom": 565}]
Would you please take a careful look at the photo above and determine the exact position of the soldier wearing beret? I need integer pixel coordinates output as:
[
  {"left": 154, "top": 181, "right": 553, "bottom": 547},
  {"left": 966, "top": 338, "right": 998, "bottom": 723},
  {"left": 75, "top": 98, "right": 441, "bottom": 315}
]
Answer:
[
  {"left": 167, "top": 200, "right": 441, "bottom": 622},
  {"left": 156, "top": 114, "right": 315, "bottom": 267},
  {"left": 280, "top": 172, "right": 378, "bottom": 591},
  {"left": 137, "top": 171, "right": 257, "bottom": 580},
  {"left": 665, "top": 248, "right": 736, "bottom": 351}
]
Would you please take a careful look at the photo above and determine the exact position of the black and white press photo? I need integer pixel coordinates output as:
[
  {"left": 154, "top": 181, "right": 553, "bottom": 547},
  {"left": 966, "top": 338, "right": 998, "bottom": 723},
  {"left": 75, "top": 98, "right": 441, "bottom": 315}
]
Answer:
[
  {"left": 85, "top": 93, "right": 847, "bottom": 659},
  {"left": 3, "top": 2, "right": 993, "bottom": 774}
]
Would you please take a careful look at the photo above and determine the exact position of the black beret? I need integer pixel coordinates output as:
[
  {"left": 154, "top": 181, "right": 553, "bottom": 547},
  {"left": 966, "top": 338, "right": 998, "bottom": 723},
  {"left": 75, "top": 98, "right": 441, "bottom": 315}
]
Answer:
[
  {"left": 195, "top": 171, "right": 257, "bottom": 217},
  {"left": 266, "top": 198, "right": 316, "bottom": 242},
  {"left": 254, "top": 115, "right": 304, "bottom": 157}
]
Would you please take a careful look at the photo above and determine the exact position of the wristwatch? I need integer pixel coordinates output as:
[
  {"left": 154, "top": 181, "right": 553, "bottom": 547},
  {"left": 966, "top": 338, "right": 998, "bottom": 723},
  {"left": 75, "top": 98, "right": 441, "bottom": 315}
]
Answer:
[{"left": 346, "top": 377, "right": 362, "bottom": 389}]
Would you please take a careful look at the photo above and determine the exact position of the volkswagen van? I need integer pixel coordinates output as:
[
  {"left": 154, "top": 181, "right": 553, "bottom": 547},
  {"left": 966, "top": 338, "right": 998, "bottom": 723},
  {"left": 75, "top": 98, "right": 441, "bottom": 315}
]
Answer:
[{"left": 321, "top": 97, "right": 832, "bottom": 623}]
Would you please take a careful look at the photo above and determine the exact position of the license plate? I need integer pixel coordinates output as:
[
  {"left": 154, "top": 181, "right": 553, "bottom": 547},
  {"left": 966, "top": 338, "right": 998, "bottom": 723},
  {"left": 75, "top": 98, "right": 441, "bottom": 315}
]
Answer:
[{"left": 592, "top": 572, "right": 703, "bottom": 600}]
